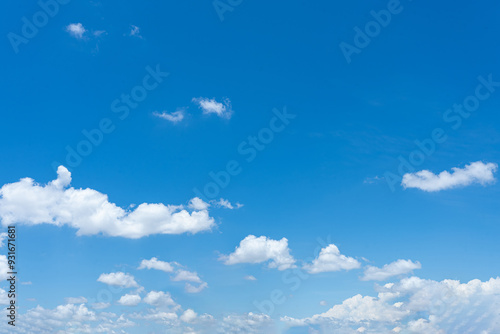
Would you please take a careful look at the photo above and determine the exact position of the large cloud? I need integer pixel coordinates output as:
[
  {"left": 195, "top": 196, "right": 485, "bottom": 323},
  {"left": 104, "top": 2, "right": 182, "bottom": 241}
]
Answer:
[
  {"left": 303, "top": 244, "right": 360, "bottom": 274},
  {"left": 282, "top": 276, "right": 500, "bottom": 333},
  {"left": 0, "top": 166, "right": 216, "bottom": 238},
  {"left": 402, "top": 161, "right": 498, "bottom": 192},
  {"left": 220, "top": 235, "right": 296, "bottom": 271}
]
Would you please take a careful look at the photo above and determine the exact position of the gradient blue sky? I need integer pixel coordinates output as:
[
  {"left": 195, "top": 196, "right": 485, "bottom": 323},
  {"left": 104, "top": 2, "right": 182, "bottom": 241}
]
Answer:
[{"left": 1, "top": 0, "right": 500, "bottom": 333}]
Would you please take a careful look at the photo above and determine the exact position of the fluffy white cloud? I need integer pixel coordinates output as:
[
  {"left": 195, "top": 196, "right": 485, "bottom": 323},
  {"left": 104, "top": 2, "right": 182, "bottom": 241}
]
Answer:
[
  {"left": 138, "top": 257, "right": 174, "bottom": 273},
  {"left": 244, "top": 275, "right": 257, "bottom": 281},
  {"left": 66, "top": 23, "right": 86, "bottom": 38},
  {"left": 180, "top": 309, "right": 197, "bottom": 323},
  {"left": 97, "top": 272, "right": 139, "bottom": 288},
  {"left": 188, "top": 197, "right": 210, "bottom": 210},
  {"left": 65, "top": 296, "right": 87, "bottom": 304},
  {"left": 143, "top": 291, "right": 178, "bottom": 308},
  {"left": 172, "top": 269, "right": 202, "bottom": 283},
  {"left": 402, "top": 161, "right": 498, "bottom": 192},
  {"left": 153, "top": 110, "right": 185, "bottom": 123},
  {"left": 221, "top": 235, "right": 296, "bottom": 271},
  {"left": 303, "top": 244, "right": 360, "bottom": 274},
  {"left": 192, "top": 97, "right": 233, "bottom": 119},
  {"left": 362, "top": 259, "right": 421, "bottom": 281},
  {"left": 0, "top": 166, "right": 216, "bottom": 238},
  {"left": 282, "top": 276, "right": 500, "bottom": 333},
  {"left": 117, "top": 294, "right": 141, "bottom": 306}
]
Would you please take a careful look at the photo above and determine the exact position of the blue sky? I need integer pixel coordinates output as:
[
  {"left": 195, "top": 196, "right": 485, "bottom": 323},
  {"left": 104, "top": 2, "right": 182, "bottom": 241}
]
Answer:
[{"left": 1, "top": 0, "right": 500, "bottom": 333}]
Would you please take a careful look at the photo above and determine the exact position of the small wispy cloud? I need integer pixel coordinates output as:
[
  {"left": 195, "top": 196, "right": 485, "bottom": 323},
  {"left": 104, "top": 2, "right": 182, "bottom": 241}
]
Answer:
[
  {"left": 402, "top": 161, "right": 498, "bottom": 192},
  {"left": 192, "top": 97, "right": 233, "bottom": 119},
  {"left": 244, "top": 275, "right": 257, "bottom": 281},
  {"left": 153, "top": 109, "right": 185, "bottom": 124},
  {"left": 93, "top": 30, "right": 107, "bottom": 37},
  {"left": 128, "top": 25, "right": 142, "bottom": 38},
  {"left": 66, "top": 23, "right": 86, "bottom": 39}
]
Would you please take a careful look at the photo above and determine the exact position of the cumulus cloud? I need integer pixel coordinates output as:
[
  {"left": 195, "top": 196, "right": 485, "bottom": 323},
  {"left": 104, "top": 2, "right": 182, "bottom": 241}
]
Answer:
[
  {"left": 0, "top": 166, "right": 216, "bottom": 238},
  {"left": 362, "top": 259, "right": 421, "bottom": 281},
  {"left": 138, "top": 257, "right": 174, "bottom": 273},
  {"left": 282, "top": 276, "right": 500, "bottom": 333},
  {"left": 172, "top": 270, "right": 202, "bottom": 283},
  {"left": 220, "top": 235, "right": 296, "bottom": 271},
  {"left": 188, "top": 197, "right": 210, "bottom": 211},
  {"left": 143, "top": 291, "right": 178, "bottom": 308},
  {"left": 303, "top": 244, "right": 361, "bottom": 274},
  {"left": 180, "top": 309, "right": 197, "bottom": 323},
  {"left": 153, "top": 110, "right": 185, "bottom": 123},
  {"left": 117, "top": 294, "right": 141, "bottom": 306},
  {"left": 402, "top": 161, "right": 498, "bottom": 192},
  {"left": 66, "top": 23, "right": 86, "bottom": 39},
  {"left": 192, "top": 97, "right": 233, "bottom": 119},
  {"left": 97, "top": 272, "right": 139, "bottom": 288}
]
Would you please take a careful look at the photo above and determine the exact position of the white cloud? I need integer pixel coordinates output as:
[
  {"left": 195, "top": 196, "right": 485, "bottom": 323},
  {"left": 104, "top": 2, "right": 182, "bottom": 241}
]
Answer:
[
  {"left": 362, "top": 259, "right": 421, "bottom": 281},
  {"left": 188, "top": 197, "right": 210, "bottom": 211},
  {"left": 180, "top": 309, "right": 197, "bottom": 323},
  {"left": 244, "top": 275, "right": 257, "bottom": 281},
  {"left": 172, "top": 269, "right": 202, "bottom": 283},
  {"left": 97, "top": 272, "right": 139, "bottom": 288},
  {"left": 221, "top": 313, "right": 274, "bottom": 333},
  {"left": 192, "top": 97, "right": 233, "bottom": 119},
  {"left": 212, "top": 198, "right": 243, "bottom": 209},
  {"left": 143, "top": 291, "right": 178, "bottom": 308},
  {"left": 117, "top": 294, "right": 141, "bottom": 306},
  {"left": 0, "top": 232, "right": 7, "bottom": 247},
  {"left": 153, "top": 110, "right": 185, "bottom": 123},
  {"left": 402, "top": 161, "right": 498, "bottom": 192},
  {"left": 319, "top": 300, "right": 328, "bottom": 306},
  {"left": 185, "top": 282, "right": 208, "bottom": 294},
  {"left": 66, "top": 23, "right": 86, "bottom": 39},
  {"left": 282, "top": 276, "right": 500, "bottom": 333},
  {"left": 220, "top": 235, "right": 296, "bottom": 271},
  {"left": 128, "top": 25, "right": 142, "bottom": 38},
  {"left": 65, "top": 296, "right": 87, "bottom": 304},
  {"left": 0, "top": 255, "right": 9, "bottom": 280},
  {"left": 303, "top": 244, "right": 361, "bottom": 274},
  {"left": 138, "top": 257, "right": 174, "bottom": 273},
  {"left": 0, "top": 166, "right": 216, "bottom": 238}
]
